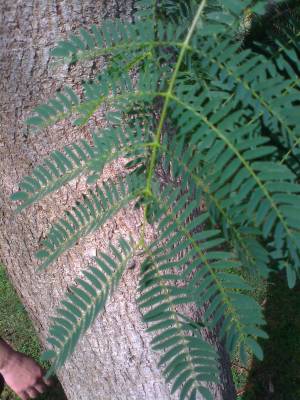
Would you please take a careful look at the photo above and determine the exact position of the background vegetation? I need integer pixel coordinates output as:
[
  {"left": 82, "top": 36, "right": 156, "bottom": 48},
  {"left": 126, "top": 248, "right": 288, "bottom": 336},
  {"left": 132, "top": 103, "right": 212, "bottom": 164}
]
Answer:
[{"left": 0, "top": 265, "right": 66, "bottom": 400}]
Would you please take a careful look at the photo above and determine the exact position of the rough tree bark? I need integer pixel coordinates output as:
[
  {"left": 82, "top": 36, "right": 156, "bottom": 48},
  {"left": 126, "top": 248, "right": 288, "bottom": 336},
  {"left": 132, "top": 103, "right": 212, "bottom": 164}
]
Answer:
[{"left": 0, "top": 1, "right": 236, "bottom": 399}]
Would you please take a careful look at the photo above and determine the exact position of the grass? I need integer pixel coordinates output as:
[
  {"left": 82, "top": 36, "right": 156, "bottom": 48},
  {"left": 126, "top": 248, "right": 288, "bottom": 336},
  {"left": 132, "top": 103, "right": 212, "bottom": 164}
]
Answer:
[{"left": 0, "top": 264, "right": 66, "bottom": 400}]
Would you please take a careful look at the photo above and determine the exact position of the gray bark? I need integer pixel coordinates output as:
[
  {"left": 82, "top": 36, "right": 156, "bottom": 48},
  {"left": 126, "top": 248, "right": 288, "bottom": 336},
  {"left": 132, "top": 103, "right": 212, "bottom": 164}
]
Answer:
[{"left": 0, "top": 1, "right": 236, "bottom": 399}]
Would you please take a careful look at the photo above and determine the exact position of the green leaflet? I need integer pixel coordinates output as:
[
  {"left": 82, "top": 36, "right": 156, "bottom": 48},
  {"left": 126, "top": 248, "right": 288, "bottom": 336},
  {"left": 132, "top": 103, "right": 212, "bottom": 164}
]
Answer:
[
  {"left": 11, "top": 124, "right": 147, "bottom": 212},
  {"left": 168, "top": 71, "right": 300, "bottom": 273},
  {"left": 138, "top": 251, "right": 220, "bottom": 399},
  {"left": 36, "top": 175, "right": 143, "bottom": 271},
  {"left": 26, "top": 69, "right": 160, "bottom": 130},
  {"left": 44, "top": 239, "right": 133, "bottom": 376},
  {"left": 149, "top": 187, "right": 266, "bottom": 358}
]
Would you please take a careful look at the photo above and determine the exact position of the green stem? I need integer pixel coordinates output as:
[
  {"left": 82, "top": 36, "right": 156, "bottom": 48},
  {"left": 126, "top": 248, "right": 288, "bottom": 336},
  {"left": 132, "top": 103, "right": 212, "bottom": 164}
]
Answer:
[{"left": 145, "top": 0, "right": 207, "bottom": 195}]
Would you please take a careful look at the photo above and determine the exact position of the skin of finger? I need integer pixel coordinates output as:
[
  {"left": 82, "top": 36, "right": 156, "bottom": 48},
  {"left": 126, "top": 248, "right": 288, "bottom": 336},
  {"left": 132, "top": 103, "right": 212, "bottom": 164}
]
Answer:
[
  {"left": 26, "top": 387, "right": 39, "bottom": 398},
  {"left": 34, "top": 380, "right": 48, "bottom": 393},
  {"left": 19, "top": 390, "right": 29, "bottom": 400},
  {"left": 42, "top": 376, "right": 53, "bottom": 386}
]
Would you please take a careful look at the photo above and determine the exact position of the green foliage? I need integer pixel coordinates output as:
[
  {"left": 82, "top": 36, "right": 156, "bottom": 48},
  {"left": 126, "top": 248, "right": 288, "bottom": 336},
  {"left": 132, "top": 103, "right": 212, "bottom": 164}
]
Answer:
[
  {"left": 139, "top": 248, "right": 220, "bottom": 398},
  {"left": 11, "top": 0, "right": 300, "bottom": 398},
  {"left": 0, "top": 265, "right": 66, "bottom": 399},
  {"left": 35, "top": 174, "right": 143, "bottom": 271},
  {"left": 42, "top": 239, "right": 133, "bottom": 377}
]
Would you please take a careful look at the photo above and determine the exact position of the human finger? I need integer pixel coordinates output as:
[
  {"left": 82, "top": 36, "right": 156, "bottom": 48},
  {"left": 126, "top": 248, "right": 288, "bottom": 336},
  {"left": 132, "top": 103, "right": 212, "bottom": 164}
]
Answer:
[
  {"left": 26, "top": 387, "right": 39, "bottom": 398},
  {"left": 34, "top": 380, "right": 48, "bottom": 393},
  {"left": 42, "top": 376, "right": 53, "bottom": 386},
  {"left": 18, "top": 391, "right": 29, "bottom": 400}
]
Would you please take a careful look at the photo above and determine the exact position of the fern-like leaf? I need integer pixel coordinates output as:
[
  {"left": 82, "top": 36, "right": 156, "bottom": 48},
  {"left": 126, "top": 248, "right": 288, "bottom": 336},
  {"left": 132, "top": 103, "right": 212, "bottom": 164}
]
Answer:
[
  {"left": 195, "top": 34, "right": 300, "bottom": 155},
  {"left": 11, "top": 124, "right": 147, "bottom": 211},
  {"left": 50, "top": 19, "right": 155, "bottom": 64},
  {"left": 26, "top": 86, "right": 80, "bottom": 129},
  {"left": 169, "top": 71, "right": 300, "bottom": 284},
  {"left": 26, "top": 68, "right": 161, "bottom": 129},
  {"left": 36, "top": 175, "right": 143, "bottom": 270},
  {"left": 149, "top": 185, "right": 267, "bottom": 361},
  {"left": 164, "top": 136, "right": 270, "bottom": 278},
  {"left": 42, "top": 238, "right": 133, "bottom": 376},
  {"left": 139, "top": 252, "right": 219, "bottom": 400}
]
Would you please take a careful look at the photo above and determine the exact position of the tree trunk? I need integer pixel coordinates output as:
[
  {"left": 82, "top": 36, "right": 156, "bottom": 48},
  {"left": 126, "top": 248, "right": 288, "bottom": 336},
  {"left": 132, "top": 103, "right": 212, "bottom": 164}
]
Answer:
[{"left": 0, "top": 1, "right": 236, "bottom": 399}]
